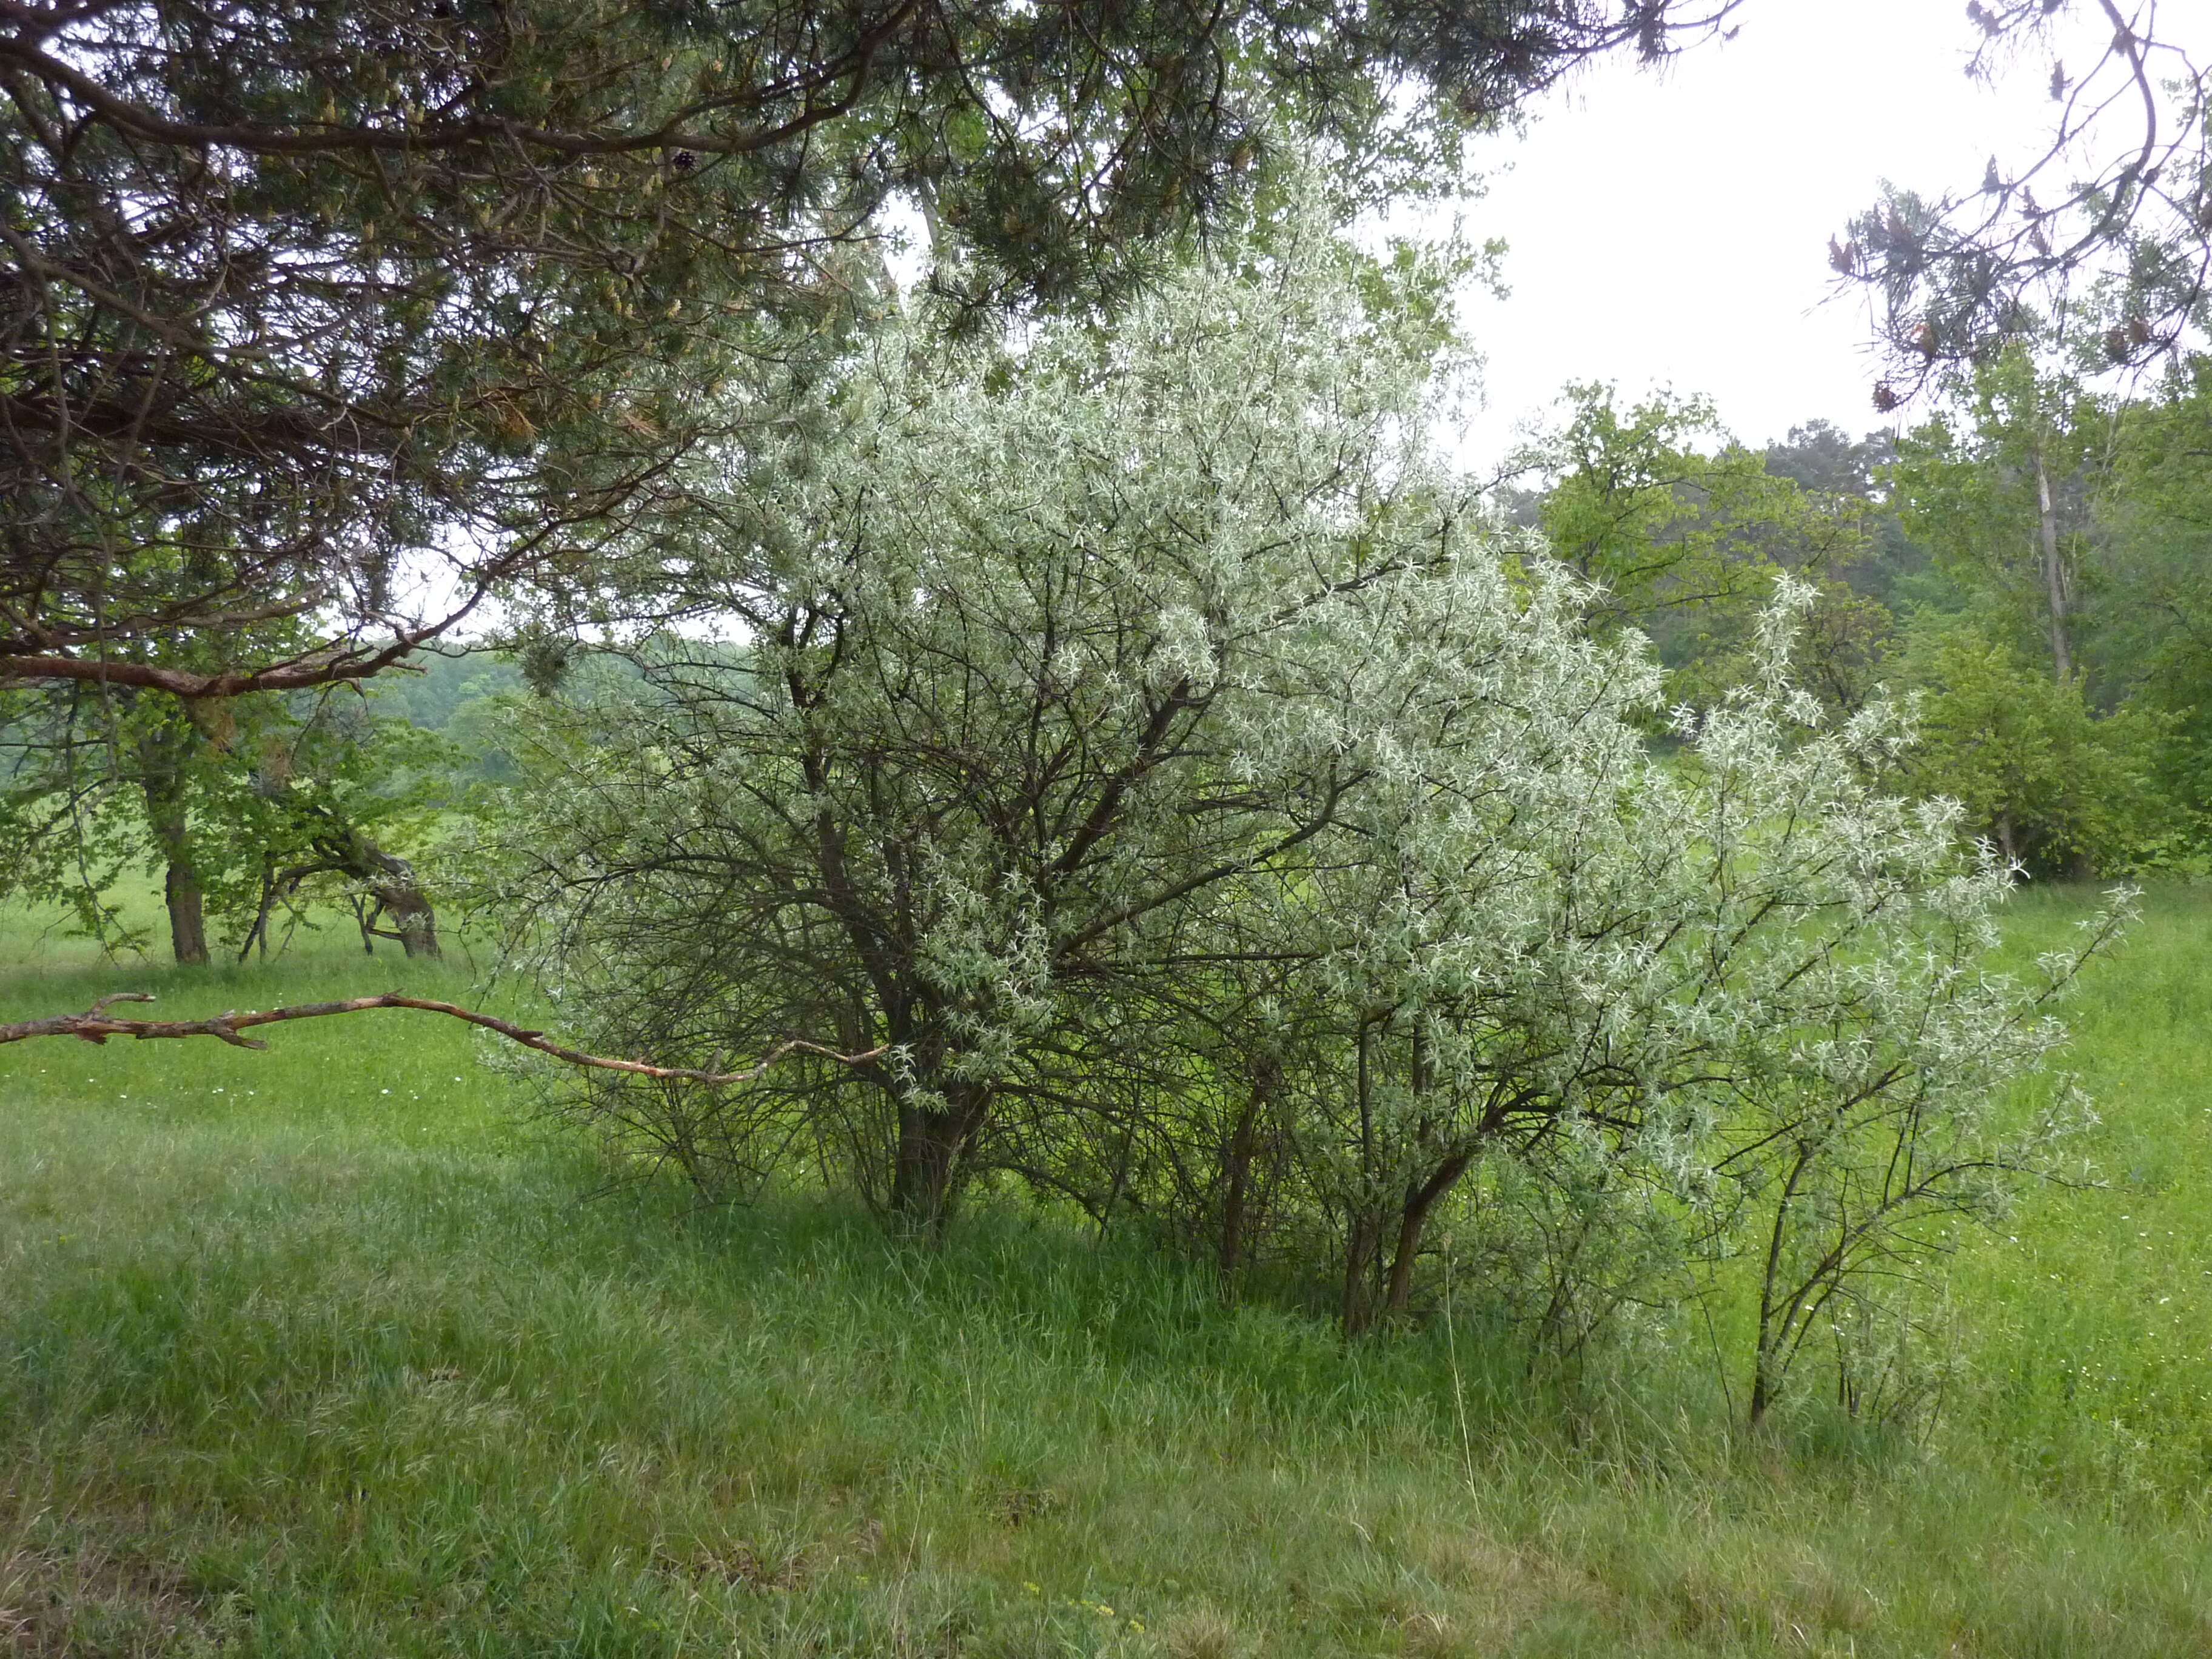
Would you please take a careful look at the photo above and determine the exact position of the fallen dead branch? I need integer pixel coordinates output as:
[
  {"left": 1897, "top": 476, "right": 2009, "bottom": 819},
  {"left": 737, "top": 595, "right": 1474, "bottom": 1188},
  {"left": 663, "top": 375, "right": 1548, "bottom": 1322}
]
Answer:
[{"left": 0, "top": 993, "right": 885, "bottom": 1085}]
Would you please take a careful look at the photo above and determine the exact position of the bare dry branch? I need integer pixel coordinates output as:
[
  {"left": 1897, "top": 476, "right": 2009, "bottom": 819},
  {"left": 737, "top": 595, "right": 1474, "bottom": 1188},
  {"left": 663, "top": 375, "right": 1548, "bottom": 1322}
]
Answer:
[{"left": 0, "top": 992, "right": 887, "bottom": 1084}]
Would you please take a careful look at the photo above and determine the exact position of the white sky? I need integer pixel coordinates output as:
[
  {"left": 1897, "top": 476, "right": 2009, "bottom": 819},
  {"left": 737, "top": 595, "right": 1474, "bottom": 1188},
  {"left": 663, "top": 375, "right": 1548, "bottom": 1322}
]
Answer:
[{"left": 1440, "top": 0, "right": 2207, "bottom": 467}]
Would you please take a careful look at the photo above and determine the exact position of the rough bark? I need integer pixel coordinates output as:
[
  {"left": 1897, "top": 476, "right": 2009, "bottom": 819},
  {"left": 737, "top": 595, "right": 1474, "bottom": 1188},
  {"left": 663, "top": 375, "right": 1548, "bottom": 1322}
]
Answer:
[
  {"left": 358, "top": 842, "right": 440, "bottom": 959},
  {"left": 889, "top": 1082, "right": 991, "bottom": 1233},
  {"left": 1378, "top": 1151, "right": 1476, "bottom": 1323},
  {"left": 163, "top": 859, "right": 210, "bottom": 966},
  {"left": 1341, "top": 1212, "right": 1384, "bottom": 1336},
  {"left": 138, "top": 734, "right": 209, "bottom": 965},
  {"left": 298, "top": 814, "right": 441, "bottom": 959}
]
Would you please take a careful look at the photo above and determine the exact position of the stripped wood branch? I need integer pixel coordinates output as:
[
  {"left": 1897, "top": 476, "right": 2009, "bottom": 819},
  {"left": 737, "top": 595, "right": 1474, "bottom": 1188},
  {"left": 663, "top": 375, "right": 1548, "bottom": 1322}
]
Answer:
[{"left": 0, "top": 994, "right": 887, "bottom": 1085}]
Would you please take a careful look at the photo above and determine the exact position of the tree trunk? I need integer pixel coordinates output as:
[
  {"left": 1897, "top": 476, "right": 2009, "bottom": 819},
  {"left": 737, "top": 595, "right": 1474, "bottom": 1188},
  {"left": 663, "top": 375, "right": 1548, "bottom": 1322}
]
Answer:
[
  {"left": 138, "top": 733, "right": 209, "bottom": 965},
  {"left": 312, "top": 818, "right": 441, "bottom": 958},
  {"left": 1749, "top": 1361, "right": 1776, "bottom": 1427},
  {"left": 1341, "top": 1210, "right": 1385, "bottom": 1336},
  {"left": 363, "top": 845, "right": 440, "bottom": 958},
  {"left": 1216, "top": 1059, "right": 1276, "bottom": 1300},
  {"left": 1749, "top": 1144, "right": 1816, "bottom": 1428},
  {"left": 2034, "top": 448, "right": 2072, "bottom": 683},
  {"left": 1378, "top": 1152, "right": 1475, "bottom": 1323},
  {"left": 888, "top": 1082, "right": 990, "bottom": 1233},
  {"left": 1342, "top": 1021, "right": 1381, "bottom": 1334},
  {"left": 163, "top": 857, "right": 209, "bottom": 965}
]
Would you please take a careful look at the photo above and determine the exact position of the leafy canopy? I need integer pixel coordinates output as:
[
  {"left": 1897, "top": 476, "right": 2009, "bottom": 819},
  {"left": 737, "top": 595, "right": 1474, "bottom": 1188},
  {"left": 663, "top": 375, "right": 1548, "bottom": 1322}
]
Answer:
[{"left": 478, "top": 216, "right": 2115, "bottom": 1412}]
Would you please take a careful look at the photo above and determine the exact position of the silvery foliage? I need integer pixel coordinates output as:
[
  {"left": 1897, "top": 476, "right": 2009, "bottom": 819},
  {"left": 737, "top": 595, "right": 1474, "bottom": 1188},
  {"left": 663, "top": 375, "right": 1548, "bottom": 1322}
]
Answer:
[
  {"left": 491, "top": 201, "right": 1610, "bottom": 1207},
  {"left": 1250, "top": 569, "right": 2120, "bottom": 1356},
  {"left": 489, "top": 203, "right": 2120, "bottom": 1398}
]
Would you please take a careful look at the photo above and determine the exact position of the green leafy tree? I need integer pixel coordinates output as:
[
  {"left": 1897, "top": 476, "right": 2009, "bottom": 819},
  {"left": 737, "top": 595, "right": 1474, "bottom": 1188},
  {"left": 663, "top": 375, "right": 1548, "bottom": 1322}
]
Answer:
[
  {"left": 2093, "top": 357, "right": 2212, "bottom": 823},
  {"left": 1763, "top": 420, "right": 1932, "bottom": 609},
  {"left": 1517, "top": 384, "right": 1877, "bottom": 702},
  {"left": 1888, "top": 348, "right": 2107, "bottom": 685},
  {"left": 207, "top": 697, "right": 460, "bottom": 960},
  {"left": 1880, "top": 349, "right": 2211, "bottom": 871},
  {"left": 0, "top": 682, "right": 456, "bottom": 962},
  {"left": 4, "top": 216, "right": 2123, "bottom": 1429},
  {"left": 1894, "top": 622, "right": 2175, "bottom": 872},
  {"left": 484, "top": 211, "right": 1518, "bottom": 1229}
]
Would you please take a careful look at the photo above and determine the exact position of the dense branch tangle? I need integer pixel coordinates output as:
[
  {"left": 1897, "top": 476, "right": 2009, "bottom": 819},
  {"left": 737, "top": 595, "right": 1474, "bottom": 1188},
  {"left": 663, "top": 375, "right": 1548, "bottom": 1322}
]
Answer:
[{"left": 2, "top": 175, "right": 2117, "bottom": 1409}]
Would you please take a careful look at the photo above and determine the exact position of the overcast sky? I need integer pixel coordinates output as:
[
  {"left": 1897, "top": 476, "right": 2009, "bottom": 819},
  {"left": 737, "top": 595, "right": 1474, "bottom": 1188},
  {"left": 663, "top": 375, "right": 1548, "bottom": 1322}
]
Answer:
[{"left": 1438, "top": 0, "right": 2206, "bottom": 467}]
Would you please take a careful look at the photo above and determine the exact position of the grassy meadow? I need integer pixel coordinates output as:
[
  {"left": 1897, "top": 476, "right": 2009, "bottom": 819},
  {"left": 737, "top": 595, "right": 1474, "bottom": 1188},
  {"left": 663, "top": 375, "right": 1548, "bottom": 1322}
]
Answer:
[{"left": 2, "top": 885, "right": 2210, "bottom": 1656}]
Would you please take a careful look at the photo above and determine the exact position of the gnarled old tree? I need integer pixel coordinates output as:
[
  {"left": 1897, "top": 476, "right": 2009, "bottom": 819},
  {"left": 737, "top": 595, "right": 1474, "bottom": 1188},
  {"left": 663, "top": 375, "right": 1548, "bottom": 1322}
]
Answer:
[
  {"left": 1, "top": 669, "right": 451, "bottom": 962},
  {"left": 0, "top": 0, "right": 1742, "bottom": 708}
]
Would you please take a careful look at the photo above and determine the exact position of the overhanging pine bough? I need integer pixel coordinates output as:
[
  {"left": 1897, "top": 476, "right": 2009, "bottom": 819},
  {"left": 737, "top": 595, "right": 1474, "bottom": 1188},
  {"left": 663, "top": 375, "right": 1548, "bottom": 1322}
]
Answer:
[{"left": 0, "top": 0, "right": 1744, "bottom": 697}]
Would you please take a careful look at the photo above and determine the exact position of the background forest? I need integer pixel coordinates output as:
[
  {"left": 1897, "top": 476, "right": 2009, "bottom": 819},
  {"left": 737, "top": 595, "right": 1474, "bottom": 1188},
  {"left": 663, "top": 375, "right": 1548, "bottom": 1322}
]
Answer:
[{"left": 3, "top": 0, "right": 2211, "bottom": 1653}]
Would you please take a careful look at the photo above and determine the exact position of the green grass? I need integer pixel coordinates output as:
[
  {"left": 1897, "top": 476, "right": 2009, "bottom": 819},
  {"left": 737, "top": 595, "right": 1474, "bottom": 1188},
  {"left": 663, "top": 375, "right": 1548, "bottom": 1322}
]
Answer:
[
  {"left": 2, "top": 891, "right": 2210, "bottom": 1656},
  {"left": 1952, "top": 882, "right": 2212, "bottom": 1509}
]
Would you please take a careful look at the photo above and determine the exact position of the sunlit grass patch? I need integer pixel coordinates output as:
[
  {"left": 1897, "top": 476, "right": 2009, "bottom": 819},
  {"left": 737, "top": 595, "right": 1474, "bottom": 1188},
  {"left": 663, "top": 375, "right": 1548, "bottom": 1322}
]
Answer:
[
  {"left": 1954, "top": 880, "right": 2212, "bottom": 1510},
  {"left": 2, "top": 891, "right": 2210, "bottom": 1654}
]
